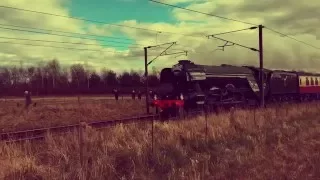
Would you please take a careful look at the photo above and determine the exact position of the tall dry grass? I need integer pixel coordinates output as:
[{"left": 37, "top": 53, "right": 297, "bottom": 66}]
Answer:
[
  {"left": 0, "top": 98, "right": 148, "bottom": 132},
  {"left": 0, "top": 102, "right": 319, "bottom": 180}
]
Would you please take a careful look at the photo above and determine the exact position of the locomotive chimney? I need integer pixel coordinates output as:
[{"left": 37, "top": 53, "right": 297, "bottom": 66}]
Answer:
[{"left": 178, "top": 60, "right": 192, "bottom": 64}]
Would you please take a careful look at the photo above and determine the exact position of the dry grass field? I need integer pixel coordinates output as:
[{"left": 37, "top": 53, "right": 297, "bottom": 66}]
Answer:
[
  {"left": 0, "top": 96, "right": 150, "bottom": 132},
  {"left": 0, "top": 102, "right": 319, "bottom": 179}
]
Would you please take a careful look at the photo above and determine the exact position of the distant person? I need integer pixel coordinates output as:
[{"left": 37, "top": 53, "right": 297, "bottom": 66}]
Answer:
[
  {"left": 24, "top": 91, "right": 32, "bottom": 109},
  {"left": 137, "top": 90, "right": 142, "bottom": 100},
  {"left": 149, "top": 90, "right": 155, "bottom": 99},
  {"left": 132, "top": 89, "right": 136, "bottom": 100},
  {"left": 113, "top": 89, "right": 119, "bottom": 100}
]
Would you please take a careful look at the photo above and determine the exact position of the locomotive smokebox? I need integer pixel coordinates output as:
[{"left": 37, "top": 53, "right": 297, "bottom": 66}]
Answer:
[{"left": 178, "top": 60, "right": 192, "bottom": 64}]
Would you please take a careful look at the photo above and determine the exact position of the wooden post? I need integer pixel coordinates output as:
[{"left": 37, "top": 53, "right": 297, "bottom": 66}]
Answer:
[
  {"left": 259, "top": 25, "right": 265, "bottom": 108},
  {"left": 144, "top": 47, "right": 150, "bottom": 114},
  {"left": 205, "top": 105, "right": 208, "bottom": 144},
  {"left": 151, "top": 115, "right": 154, "bottom": 153}
]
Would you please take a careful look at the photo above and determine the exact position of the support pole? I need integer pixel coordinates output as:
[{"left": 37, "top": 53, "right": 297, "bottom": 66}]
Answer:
[
  {"left": 258, "top": 25, "right": 264, "bottom": 108},
  {"left": 143, "top": 41, "right": 184, "bottom": 114},
  {"left": 144, "top": 47, "right": 150, "bottom": 114}
]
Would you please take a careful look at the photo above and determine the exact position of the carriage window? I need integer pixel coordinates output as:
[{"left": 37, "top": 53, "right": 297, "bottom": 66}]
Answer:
[
  {"left": 311, "top": 77, "right": 314, "bottom": 85},
  {"left": 306, "top": 77, "right": 310, "bottom": 86},
  {"left": 316, "top": 78, "right": 319, "bottom": 85},
  {"left": 299, "top": 78, "right": 302, "bottom": 85}
]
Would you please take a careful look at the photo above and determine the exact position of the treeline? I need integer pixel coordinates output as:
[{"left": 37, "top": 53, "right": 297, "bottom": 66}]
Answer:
[{"left": 0, "top": 59, "right": 160, "bottom": 96}]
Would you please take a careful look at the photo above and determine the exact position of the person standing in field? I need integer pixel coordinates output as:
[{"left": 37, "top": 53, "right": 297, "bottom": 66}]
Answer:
[
  {"left": 24, "top": 91, "right": 32, "bottom": 109},
  {"left": 113, "top": 88, "right": 119, "bottom": 100},
  {"left": 149, "top": 90, "right": 154, "bottom": 99},
  {"left": 138, "top": 90, "right": 142, "bottom": 100},
  {"left": 132, "top": 89, "right": 136, "bottom": 100}
]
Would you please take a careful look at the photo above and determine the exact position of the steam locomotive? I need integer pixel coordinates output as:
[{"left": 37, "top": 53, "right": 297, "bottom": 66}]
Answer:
[{"left": 151, "top": 60, "right": 320, "bottom": 117}]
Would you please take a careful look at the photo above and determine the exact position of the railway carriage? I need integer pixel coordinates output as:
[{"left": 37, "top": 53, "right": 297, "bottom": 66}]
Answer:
[
  {"left": 298, "top": 73, "right": 320, "bottom": 100},
  {"left": 267, "top": 70, "right": 299, "bottom": 102}
]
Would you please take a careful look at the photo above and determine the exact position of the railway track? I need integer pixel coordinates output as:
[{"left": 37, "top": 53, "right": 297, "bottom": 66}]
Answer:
[
  {"left": 0, "top": 114, "right": 156, "bottom": 142},
  {"left": 0, "top": 110, "right": 204, "bottom": 142},
  {"left": 2, "top": 101, "right": 306, "bottom": 143}
]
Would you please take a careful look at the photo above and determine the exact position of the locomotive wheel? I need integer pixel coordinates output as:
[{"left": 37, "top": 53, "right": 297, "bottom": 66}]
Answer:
[
  {"left": 176, "top": 106, "right": 186, "bottom": 119},
  {"left": 159, "top": 109, "right": 170, "bottom": 120},
  {"left": 168, "top": 106, "right": 185, "bottom": 119},
  {"left": 159, "top": 106, "right": 186, "bottom": 120}
]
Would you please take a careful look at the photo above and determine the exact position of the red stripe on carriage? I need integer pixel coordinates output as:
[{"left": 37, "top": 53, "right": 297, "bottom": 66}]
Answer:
[{"left": 299, "top": 86, "right": 320, "bottom": 93}]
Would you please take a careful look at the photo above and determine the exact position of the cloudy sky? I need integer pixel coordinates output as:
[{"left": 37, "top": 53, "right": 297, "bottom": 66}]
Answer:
[{"left": 0, "top": 0, "right": 319, "bottom": 73}]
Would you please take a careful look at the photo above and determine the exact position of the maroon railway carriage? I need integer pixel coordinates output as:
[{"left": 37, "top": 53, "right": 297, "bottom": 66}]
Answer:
[{"left": 298, "top": 72, "right": 320, "bottom": 99}]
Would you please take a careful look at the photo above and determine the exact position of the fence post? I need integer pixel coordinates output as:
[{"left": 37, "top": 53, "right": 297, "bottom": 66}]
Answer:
[
  {"left": 253, "top": 107, "right": 256, "bottom": 126},
  {"left": 79, "top": 122, "right": 85, "bottom": 179},
  {"left": 151, "top": 115, "right": 154, "bottom": 153},
  {"left": 229, "top": 107, "right": 236, "bottom": 130},
  {"left": 204, "top": 105, "right": 208, "bottom": 144},
  {"left": 77, "top": 94, "right": 85, "bottom": 179},
  {"left": 79, "top": 122, "right": 84, "bottom": 165}
]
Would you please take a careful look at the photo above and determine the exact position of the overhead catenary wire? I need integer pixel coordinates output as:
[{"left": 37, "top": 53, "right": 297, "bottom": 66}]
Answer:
[
  {"left": 208, "top": 35, "right": 258, "bottom": 52},
  {"left": 207, "top": 26, "right": 258, "bottom": 36},
  {"left": 149, "top": 0, "right": 257, "bottom": 26},
  {"left": 0, "top": 41, "right": 118, "bottom": 53},
  {"left": 0, "top": 41, "right": 182, "bottom": 57},
  {"left": 0, "top": 26, "right": 143, "bottom": 46},
  {"left": 0, "top": 5, "right": 160, "bottom": 33},
  {"left": 0, "top": 36, "right": 142, "bottom": 49},
  {"left": 0, "top": 23, "right": 194, "bottom": 51},
  {"left": 0, "top": 4, "right": 275, "bottom": 60},
  {"left": 0, "top": 22, "right": 256, "bottom": 46},
  {"left": 148, "top": 26, "right": 258, "bottom": 52},
  {"left": 0, "top": 26, "right": 191, "bottom": 52},
  {"left": 150, "top": 0, "right": 320, "bottom": 51},
  {"left": 2, "top": 2, "right": 317, "bottom": 52},
  {"left": 0, "top": 5, "right": 211, "bottom": 38},
  {"left": 0, "top": 32, "right": 255, "bottom": 60},
  {"left": 0, "top": 4, "right": 264, "bottom": 52},
  {"left": 0, "top": 23, "right": 253, "bottom": 54},
  {"left": 0, "top": 23, "right": 134, "bottom": 41},
  {"left": 147, "top": 0, "right": 261, "bottom": 52},
  {"left": 0, "top": 5, "right": 259, "bottom": 40},
  {"left": 0, "top": 24, "right": 259, "bottom": 61},
  {"left": 264, "top": 27, "right": 320, "bottom": 50}
]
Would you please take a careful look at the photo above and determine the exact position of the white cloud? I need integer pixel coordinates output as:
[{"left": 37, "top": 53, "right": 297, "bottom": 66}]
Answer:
[
  {"left": 0, "top": 0, "right": 143, "bottom": 73},
  {"left": 0, "top": 0, "right": 319, "bottom": 74},
  {"left": 121, "top": 0, "right": 320, "bottom": 72}
]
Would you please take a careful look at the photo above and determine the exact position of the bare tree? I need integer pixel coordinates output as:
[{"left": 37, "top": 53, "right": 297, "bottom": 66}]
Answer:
[
  {"left": 46, "top": 59, "right": 61, "bottom": 89},
  {"left": 70, "top": 64, "right": 87, "bottom": 89}
]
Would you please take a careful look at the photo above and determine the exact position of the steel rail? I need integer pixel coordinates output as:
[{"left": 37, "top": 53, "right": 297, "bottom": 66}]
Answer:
[{"left": 0, "top": 114, "right": 156, "bottom": 142}]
